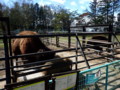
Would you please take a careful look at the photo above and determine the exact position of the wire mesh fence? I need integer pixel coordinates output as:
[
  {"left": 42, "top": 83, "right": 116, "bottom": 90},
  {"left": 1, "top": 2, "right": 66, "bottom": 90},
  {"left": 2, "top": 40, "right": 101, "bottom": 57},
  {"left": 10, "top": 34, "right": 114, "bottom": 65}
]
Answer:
[{"left": 77, "top": 60, "right": 120, "bottom": 90}]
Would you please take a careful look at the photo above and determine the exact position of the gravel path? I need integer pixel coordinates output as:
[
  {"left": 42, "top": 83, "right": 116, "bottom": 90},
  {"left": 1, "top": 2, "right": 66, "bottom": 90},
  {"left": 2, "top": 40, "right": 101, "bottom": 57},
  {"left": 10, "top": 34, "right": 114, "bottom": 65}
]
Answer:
[{"left": 0, "top": 46, "right": 120, "bottom": 90}]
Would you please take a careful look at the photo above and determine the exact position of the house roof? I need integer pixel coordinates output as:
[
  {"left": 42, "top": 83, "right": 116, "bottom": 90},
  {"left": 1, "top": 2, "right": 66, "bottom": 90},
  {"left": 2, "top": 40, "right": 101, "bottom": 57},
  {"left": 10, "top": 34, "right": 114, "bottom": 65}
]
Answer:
[{"left": 79, "top": 13, "right": 89, "bottom": 17}]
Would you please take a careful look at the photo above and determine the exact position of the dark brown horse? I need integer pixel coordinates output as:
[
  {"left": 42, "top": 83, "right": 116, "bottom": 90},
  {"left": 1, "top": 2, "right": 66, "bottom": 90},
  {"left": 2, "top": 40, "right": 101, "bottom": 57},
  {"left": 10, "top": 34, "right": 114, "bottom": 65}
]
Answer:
[
  {"left": 12, "top": 31, "right": 73, "bottom": 82},
  {"left": 16, "top": 56, "right": 73, "bottom": 82},
  {"left": 87, "top": 35, "right": 108, "bottom": 52},
  {"left": 41, "top": 56, "right": 73, "bottom": 75},
  {"left": 12, "top": 31, "right": 55, "bottom": 64}
]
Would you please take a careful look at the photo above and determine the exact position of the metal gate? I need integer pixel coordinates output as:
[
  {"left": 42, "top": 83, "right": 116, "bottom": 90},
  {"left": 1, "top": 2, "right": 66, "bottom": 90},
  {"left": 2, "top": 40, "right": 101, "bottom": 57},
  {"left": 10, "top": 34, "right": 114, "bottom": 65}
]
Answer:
[{"left": 0, "top": 17, "right": 120, "bottom": 90}]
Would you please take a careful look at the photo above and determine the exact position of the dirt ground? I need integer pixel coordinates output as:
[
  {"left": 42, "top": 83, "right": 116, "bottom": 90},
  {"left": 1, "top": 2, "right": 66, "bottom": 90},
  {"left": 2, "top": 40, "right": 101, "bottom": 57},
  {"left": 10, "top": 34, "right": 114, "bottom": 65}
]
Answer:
[{"left": 0, "top": 46, "right": 120, "bottom": 89}]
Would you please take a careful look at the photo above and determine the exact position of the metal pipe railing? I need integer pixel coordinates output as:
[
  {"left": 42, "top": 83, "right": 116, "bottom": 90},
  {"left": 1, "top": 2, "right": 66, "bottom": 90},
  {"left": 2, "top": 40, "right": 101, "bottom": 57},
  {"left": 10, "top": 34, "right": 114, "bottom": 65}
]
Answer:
[{"left": 79, "top": 60, "right": 120, "bottom": 90}]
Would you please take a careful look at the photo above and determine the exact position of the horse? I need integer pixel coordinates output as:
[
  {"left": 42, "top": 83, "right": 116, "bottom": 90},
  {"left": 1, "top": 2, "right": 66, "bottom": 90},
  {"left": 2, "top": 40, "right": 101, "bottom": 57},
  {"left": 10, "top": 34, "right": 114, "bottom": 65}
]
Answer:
[
  {"left": 12, "top": 31, "right": 73, "bottom": 83},
  {"left": 12, "top": 31, "right": 55, "bottom": 64},
  {"left": 87, "top": 35, "right": 109, "bottom": 54},
  {"left": 41, "top": 56, "right": 73, "bottom": 75},
  {"left": 14, "top": 56, "right": 73, "bottom": 82}
]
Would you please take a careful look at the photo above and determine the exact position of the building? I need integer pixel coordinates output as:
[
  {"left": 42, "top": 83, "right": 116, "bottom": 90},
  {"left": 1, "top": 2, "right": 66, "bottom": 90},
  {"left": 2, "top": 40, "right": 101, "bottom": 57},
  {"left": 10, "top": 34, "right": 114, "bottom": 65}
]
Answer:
[{"left": 70, "top": 13, "right": 91, "bottom": 33}]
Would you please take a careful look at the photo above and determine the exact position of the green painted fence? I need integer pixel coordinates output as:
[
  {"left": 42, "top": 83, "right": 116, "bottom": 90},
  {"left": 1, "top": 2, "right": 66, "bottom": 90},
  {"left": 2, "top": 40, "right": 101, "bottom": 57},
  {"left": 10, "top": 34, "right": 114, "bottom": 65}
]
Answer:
[{"left": 77, "top": 60, "right": 120, "bottom": 90}]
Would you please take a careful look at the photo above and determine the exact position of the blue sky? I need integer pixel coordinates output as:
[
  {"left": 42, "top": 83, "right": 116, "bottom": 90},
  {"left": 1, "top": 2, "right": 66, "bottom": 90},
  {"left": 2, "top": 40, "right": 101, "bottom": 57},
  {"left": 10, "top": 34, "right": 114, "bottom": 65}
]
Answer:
[
  {"left": 1, "top": 0, "right": 93, "bottom": 14},
  {"left": 36, "top": 0, "right": 93, "bottom": 13}
]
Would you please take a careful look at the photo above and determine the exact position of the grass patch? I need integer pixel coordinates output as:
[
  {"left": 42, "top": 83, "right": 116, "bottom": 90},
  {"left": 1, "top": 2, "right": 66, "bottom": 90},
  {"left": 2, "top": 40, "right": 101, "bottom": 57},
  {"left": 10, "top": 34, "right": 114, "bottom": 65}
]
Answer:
[
  {"left": 116, "top": 35, "right": 120, "bottom": 41},
  {"left": 0, "top": 40, "right": 4, "bottom": 49},
  {"left": 0, "top": 43, "right": 4, "bottom": 48},
  {"left": 0, "top": 44, "right": 4, "bottom": 49}
]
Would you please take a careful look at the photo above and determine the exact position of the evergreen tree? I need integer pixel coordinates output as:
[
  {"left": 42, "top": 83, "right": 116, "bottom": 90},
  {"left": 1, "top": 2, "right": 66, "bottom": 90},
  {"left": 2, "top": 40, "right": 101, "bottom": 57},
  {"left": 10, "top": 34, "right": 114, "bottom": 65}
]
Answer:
[
  {"left": 88, "top": 0, "right": 120, "bottom": 25},
  {"left": 9, "top": 2, "right": 23, "bottom": 30},
  {"left": 52, "top": 7, "right": 77, "bottom": 31}
]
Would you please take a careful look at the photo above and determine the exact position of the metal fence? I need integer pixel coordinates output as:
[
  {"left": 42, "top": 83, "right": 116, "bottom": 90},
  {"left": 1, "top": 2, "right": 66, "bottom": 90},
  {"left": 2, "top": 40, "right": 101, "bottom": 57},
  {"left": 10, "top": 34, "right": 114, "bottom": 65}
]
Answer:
[
  {"left": 4, "top": 60, "right": 120, "bottom": 90},
  {"left": 78, "top": 60, "right": 120, "bottom": 90},
  {"left": 0, "top": 17, "right": 120, "bottom": 90},
  {"left": 1, "top": 33, "right": 120, "bottom": 90}
]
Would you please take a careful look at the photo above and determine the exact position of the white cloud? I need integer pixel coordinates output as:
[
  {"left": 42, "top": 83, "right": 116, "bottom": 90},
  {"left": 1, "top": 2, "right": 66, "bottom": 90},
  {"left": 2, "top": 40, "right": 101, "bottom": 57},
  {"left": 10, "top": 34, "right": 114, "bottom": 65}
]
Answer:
[
  {"left": 50, "top": 0, "right": 66, "bottom": 4},
  {"left": 79, "top": 0, "right": 93, "bottom": 4},
  {"left": 38, "top": 0, "right": 44, "bottom": 6},
  {"left": 84, "top": 0, "right": 93, "bottom": 1},
  {"left": 114, "top": 12, "right": 118, "bottom": 21},
  {"left": 70, "top": 1, "right": 77, "bottom": 6},
  {"left": 45, "top": 2, "right": 52, "bottom": 5},
  {"left": 80, "top": 6, "right": 86, "bottom": 10},
  {"left": 3, "top": 0, "right": 9, "bottom": 3},
  {"left": 0, "top": 0, "right": 15, "bottom": 7},
  {"left": 39, "top": 1, "right": 51, "bottom": 6},
  {"left": 79, "top": 1, "right": 85, "bottom": 4}
]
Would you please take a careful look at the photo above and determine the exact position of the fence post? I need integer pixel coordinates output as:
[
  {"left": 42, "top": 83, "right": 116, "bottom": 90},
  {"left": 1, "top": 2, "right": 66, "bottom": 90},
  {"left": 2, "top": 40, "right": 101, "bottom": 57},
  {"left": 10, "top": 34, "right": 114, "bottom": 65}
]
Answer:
[
  {"left": 68, "top": 25, "right": 71, "bottom": 48},
  {"left": 0, "top": 17, "right": 11, "bottom": 84},
  {"left": 56, "top": 36, "right": 59, "bottom": 47},
  {"left": 82, "top": 26, "right": 86, "bottom": 48},
  {"left": 108, "top": 24, "right": 113, "bottom": 42},
  {"left": 6, "top": 18, "right": 14, "bottom": 81},
  {"left": 105, "top": 65, "right": 109, "bottom": 90},
  {"left": 75, "top": 39, "right": 78, "bottom": 70},
  {"left": 3, "top": 35, "right": 11, "bottom": 84}
]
